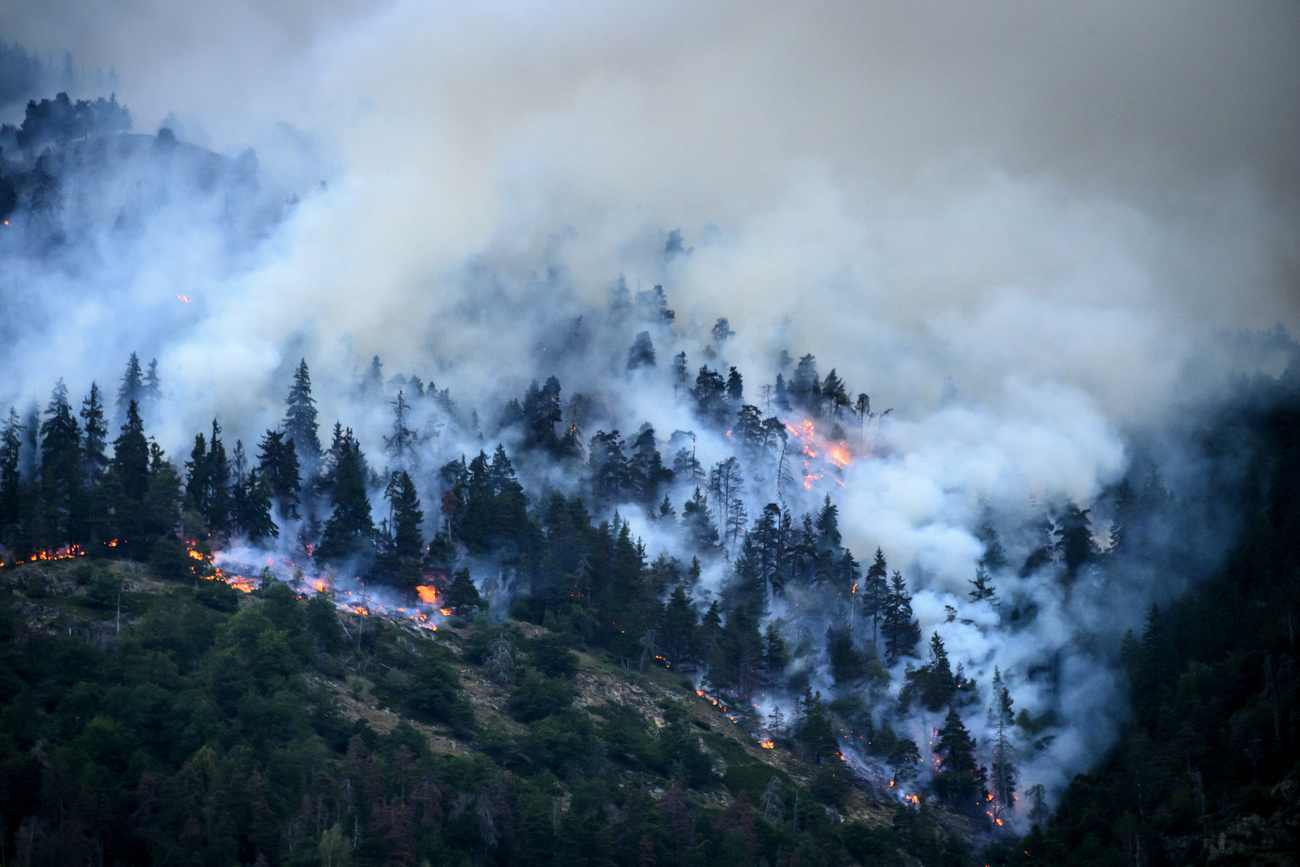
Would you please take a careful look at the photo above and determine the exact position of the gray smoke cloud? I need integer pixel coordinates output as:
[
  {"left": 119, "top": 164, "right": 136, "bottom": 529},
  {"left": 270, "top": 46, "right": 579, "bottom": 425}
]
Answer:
[{"left": 2, "top": 0, "right": 1299, "bottom": 823}]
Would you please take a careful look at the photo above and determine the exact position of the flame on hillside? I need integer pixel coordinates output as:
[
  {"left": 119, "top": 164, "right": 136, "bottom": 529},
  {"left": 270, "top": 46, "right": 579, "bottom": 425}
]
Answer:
[{"left": 784, "top": 419, "right": 853, "bottom": 490}]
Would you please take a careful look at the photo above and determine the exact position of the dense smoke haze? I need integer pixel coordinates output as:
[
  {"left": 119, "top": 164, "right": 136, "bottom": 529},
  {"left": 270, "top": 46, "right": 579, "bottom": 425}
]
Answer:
[{"left": 2, "top": 0, "right": 1300, "bottom": 827}]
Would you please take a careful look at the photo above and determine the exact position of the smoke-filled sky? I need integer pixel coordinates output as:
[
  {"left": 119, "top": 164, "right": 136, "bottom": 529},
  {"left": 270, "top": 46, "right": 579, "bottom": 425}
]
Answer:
[{"left": 3, "top": 0, "right": 1298, "bottom": 431}]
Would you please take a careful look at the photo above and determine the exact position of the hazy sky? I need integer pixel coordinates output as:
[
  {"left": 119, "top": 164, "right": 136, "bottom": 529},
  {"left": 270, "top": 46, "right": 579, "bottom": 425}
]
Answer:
[{"left": 2, "top": 0, "right": 1298, "bottom": 422}]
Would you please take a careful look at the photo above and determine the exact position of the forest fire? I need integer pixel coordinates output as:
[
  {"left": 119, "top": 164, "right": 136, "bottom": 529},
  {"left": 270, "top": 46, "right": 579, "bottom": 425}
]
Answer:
[
  {"left": 0, "top": 544, "right": 86, "bottom": 566},
  {"left": 760, "top": 740, "right": 775, "bottom": 749},
  {"left": 416, "top": 585, "right": 439, "bottom": 604},
  {"left": 783, "top": 419, "right": 852, "bottom": 489}
]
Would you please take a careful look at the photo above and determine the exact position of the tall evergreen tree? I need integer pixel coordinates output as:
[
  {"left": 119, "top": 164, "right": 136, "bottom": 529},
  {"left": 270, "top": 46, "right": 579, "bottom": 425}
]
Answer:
[
  {"left": 239, "top": 467, "right": 277, "bottom": 542},
  {"left": 282, "top": 358, "right": 321, "bottom": 474},
  {"left": 206, "top": 420, "right": 231, "bottom": 533},
  {"left": 383, "top": 390, "right": 419, "bottom": 468},
  {"left": 143, "top": 358, "right": 161, "bottom": 413},
  {"left": 881, "top": 569, "right": 921, "bottom": 664},
  {"left": 382, "top": 469, "right": 425, "bottom": 586},
  {"left": 936, "top": 706, "right": 984, "bottom": 811},
  {"left": 111, "top": 401, "right": 149, "bottom": 501},
  {"left": 627, "top": 331, "right": 656, "bottom": 370},
  {"left": 38, "top": 379, "right": 84, "bottom": 544},
  {"left": 116, "top": 352, "right": 144, "bottom": 424},
  {"left": 257, "top": 429, "right": 301, "bottom": 519},
  {"left": 80, "top": 382, "right": 108, "bottom": 483},
  {"left": 989, "top": 668, "right": 1017, "bottom": 822},
  {"left": 318, "top": 431, "right": 374, "bottom": 562},
  {"left": 0, "top": 409, "right": 22, "bottom": 539}
]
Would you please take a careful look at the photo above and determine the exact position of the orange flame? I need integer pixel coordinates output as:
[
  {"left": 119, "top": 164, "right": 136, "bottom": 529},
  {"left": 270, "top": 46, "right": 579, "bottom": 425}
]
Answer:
[
  {"left": 760, "top": 740, "right": 775, "bottom": 749},
  {"left": 415, "top": 585, "right": 439, "bottom": 604}
]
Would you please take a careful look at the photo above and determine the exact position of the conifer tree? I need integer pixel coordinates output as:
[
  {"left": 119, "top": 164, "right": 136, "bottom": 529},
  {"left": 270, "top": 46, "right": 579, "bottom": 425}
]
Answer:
[
  {"left": 989, "top": 668, "right": 1017, "bottom": 821},
  {"left": 796, "top": 688, "right": 839, "bottom": 764},
  {"left": 257, "top": 429, "right": 301, "bottom": 519},
  {"left": 80, "top": 382, "right": 108, "bottom": 483},
  {"left": 240, "top": 467, "right": 278, "bottom": 542},
  {"left": 39, "top": 379, "right": 84, "bottom": 542},
  {"left": 863, "top": 548, "right": 894, "bottom": 644},
  {"left": 672, "top": 352, "right": 688, "bottom": 397},
  {"left": 143, "top": 358, "right": 161, "bottom": 413},
  {"left": 936, "top": 706, "right": 984, "bottom": 810},
  {"left": 318, "top": 431, "right": 374, "bottom": 562},
  {"left": 969, "top": 564, "right": 997, "bottom": 602},
  {"left": 111, "top": 400, "right": 149, "bottom": 501},
  {"left": 681, "top": 487, "right": 720, "bottom": 552},
  {"left": 444, "top": 567, "right": 482, "bottom": 614},
  {"left": 726, "top": 366, "right": 743, "bottom": 404},
  {"left": 383, "top": 390, "right": 419, "bottom": 468},
  {"left": 881, "top": 569, "right": 921, "bottom": 664},
  {"left": 282, "top": 358, "right": 321, "bottom": 474},
  {"left": 383, "top": 469, "right": 424, "bottom": 586},
  {"left": 206, "top": 420, "right": 231, "bottom": 533},
  {"left": 116, "top": 352, "right": 144, "bottom": 424},
  {"left": 627, "top": 331, "right": 656, "bottom": 370},
  {"left": 0, "top": 409, "right": 22, "bottom": 538}
]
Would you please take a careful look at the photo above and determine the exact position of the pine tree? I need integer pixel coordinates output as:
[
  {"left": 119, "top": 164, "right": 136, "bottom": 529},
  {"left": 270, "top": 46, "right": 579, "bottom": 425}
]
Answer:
[
  {"left": 143, "top": 358, "right": 161, "bottom": 413},
  {"left": 39, "top": 379, "right": 84, "bottom": 542},
  {"left": 796, "top": 688, "right": 839, "bottom": 764},
  {"left": 80, "top": 382, "right": 108, "bottom": 483},
  {"left": 318, "top": 431, "right": 374, "bottom": 562},
  {"left": 881, "top": 570, "right": 921, "bottom": 664},
  {"left": 936, "top": 706, "right": 984, "bottom": 810},
  {"left": 726, "top": 366, "right": 743, "bottom": 404},
  {"left": 206, "top": 420, "right": 231, "bottom": 533},
  {"left": 257, "top": 429, "right": 301, "bottom": 519},
  {"left": 383, "top": 470, "right": 424, "bottom": 586},
  {"left": 763, "top": 623, "right": 788, "bottom": 681},
  {"left": 0, "top": 409, "right": 22, "bottom": 539},
  {"left": 383, "top": 390, "right": 419, "bottom": 468},
  {"left": 282, "top": 358, "right": 322, "bottom": 474},
  {"left": 969, "top": 564, "right": 997, "bottom": 602},
  {"left": 627, "top": 331, "right": 656, "bottom": 370},
  {"left": 444, "top": 567, "right": 482, "bottom": 615},
  {"left": 240, "top": 467, "right": 278, "bottom": 542},
  {"left": 989, "top": 668, "right": 1017, "bottom": 822},
  {"left": 116, "top": 352, "right": 144, "bottom": 424},
  {"left": 815, "top": 494, "right": 841, "bottom": 550},
  {"left": 681, "top": 487, "right": 719, "bottom": 552},
  {"left": 672, "top": 352, "right": 688, "bottom": 397},
  {"left": 111, "top": 401, "right": 149, "bottom": 501}
]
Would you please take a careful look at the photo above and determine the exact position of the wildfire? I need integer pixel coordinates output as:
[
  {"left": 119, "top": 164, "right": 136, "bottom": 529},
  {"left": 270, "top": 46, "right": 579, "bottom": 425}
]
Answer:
[
  {"left": 760, "top": 740, "right": 775, "bottom": 749},
  {"left": 783, "top": 418, "right": 852, "bottom": 491},
  {"left": 0, "top": 544, "right": 87, "bottom": 566},
  {"left": 415, "top": 585, "right": 439, "bottom": 604}
]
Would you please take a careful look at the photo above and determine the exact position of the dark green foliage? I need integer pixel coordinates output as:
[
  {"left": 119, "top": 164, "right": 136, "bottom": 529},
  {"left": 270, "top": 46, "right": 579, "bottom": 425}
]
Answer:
[
  {"left": 529, "top": 633, "right": 578, "bottom": 679},
  {"left": 935, "top": 706, "right": 984, "bottom": 812},
  {"left": 317, "top": 429, "right": 375, "bottom": 563},
  {"left": 282, "top": 358, "right": 321, "bottom": 471},
  {"left": 796, "top": 688, "right": 839, "bottom": 764},
  {"left": 881, "top": 569, "right": 921, "bottom": 664},
  {"left": 194, "top": 577, "right": 241, "bottom": 612},
  {"left": 827, "top": 624, "right": 865, "bottom": 683},
  {"left": 257, "top": 427, "right": 301, "bottom": 519},
  {"left": 148, "top": 535, "right": 200, "bottom": 581},
  {"left": 444, "top": 567, "right": 482, "bottom": 614},
  {"left": 509, "top": 669, "right": 572, "bottom": 722}
]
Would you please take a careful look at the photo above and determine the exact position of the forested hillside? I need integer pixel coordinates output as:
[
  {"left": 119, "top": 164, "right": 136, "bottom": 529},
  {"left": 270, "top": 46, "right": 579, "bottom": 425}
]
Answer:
[{"left": 1, "top": 78, "right": 1298, "bottom": 867}]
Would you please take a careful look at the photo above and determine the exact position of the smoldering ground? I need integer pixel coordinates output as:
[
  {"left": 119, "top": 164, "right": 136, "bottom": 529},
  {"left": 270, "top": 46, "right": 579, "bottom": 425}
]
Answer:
[{"left": 1, "top": 0, "right": 1299, "bottom": 823}]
